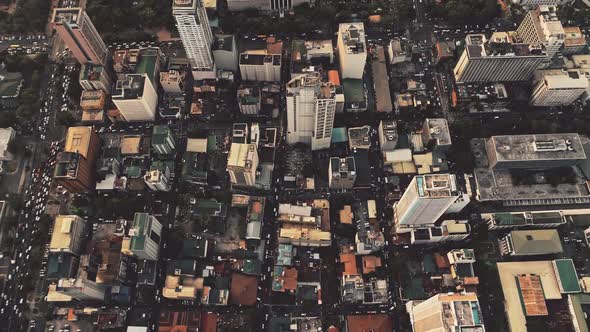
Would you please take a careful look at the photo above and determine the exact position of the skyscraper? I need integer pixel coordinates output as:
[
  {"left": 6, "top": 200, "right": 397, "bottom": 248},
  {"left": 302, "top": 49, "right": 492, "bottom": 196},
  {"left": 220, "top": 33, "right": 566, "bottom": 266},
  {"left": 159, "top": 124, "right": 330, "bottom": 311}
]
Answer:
[
  {"left": 328, "top": 157, "right": 357, "bottom": 189},
  {"left": 172, "top": 0, "right": 215, "bottom": 79},
  {"left": 337, "top": 23, "right": 367, "bottom": 79},
  {"left": 111, "top": 74, "right": 158, "bottom": 122},
  {"left": 531, "top": 70, "right": 588, "bottom": 106},
  {"left": 517, "top": 5, "right": 565, "bottom": 67},
  {"left": 286, "top": 71, "right": 343, "bottom": 150},
  {"left": 52, "top": 8, "right": 108, "bottom": 66}
]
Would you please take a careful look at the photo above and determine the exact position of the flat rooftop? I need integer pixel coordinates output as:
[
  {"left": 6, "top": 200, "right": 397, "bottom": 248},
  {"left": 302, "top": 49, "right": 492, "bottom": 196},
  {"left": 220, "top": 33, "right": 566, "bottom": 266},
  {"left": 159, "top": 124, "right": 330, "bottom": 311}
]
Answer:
[
  {"left": 487, "top": 133, "right": 586, "bottom": 163},
  {"left": 424, "top": 118, "right": 451, "bottom": 146},
  {"left": 339, "top": 23, "right": 366, "bottom": 55},
  {"left": 64, "top": 126, "right": 93, "bottom": 158},
  {"left": 52, "top": 7, "right": 83, "bottom": 25}
]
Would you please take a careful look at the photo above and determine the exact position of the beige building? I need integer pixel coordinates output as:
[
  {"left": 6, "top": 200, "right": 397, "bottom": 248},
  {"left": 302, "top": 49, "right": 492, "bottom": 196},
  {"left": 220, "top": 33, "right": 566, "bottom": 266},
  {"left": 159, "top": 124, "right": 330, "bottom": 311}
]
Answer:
[
  {"left": 159, "top": 70, "right": 185, "bottom": 94},
  {"left": 227, "top": 143, "right": 259, "bottom": 187},
  {"left": 531, "top": 70, "right": 588, "bottom": 106},
  {"left": 49, "top": 215, "right": 86, "bottom": 255},
  {"left": 337, "top": 23, "right": 367, "bottom": 79},
  {"left": 406, "top": 292, "right": 485, "bottom": 332},
  {"left": 517, "top": 5, "right": 564, "bottom": 66},
  {"left": 112, "top": 74, "right": 158, "bottom": 122}
]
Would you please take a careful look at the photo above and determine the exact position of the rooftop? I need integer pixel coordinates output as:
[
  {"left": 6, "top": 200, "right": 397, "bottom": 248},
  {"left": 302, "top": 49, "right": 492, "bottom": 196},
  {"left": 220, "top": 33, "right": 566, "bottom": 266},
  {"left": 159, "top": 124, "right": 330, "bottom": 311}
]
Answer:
[
  {"left": 49, "top": 215, "right": 82, "bottom": 252},
  {"left": 120, "top": 135, "right": 142, "bottom": 155},
  {"left": 553, "top": 259, "right": 581, "bottom": 293},
  {"left": 507, "top": 229, "right": 563, "bottom": 255},
  {"left": 339, "top": 23, "right": 366, "bottom": 55},
  {"left": 64, "top": 126, "right": 94, "bottom": 158},
  {"left": 423, "top": 118, "right": 451, "bottom": 147},
  {"left": 113, "top": 74, "right": 148, "bottom": 100},
  {"left": 52, "top": 7, "right": 83, "bottom": 25},
  {"left": 348, "top": 126, "right": 371, "bottom": 149}
]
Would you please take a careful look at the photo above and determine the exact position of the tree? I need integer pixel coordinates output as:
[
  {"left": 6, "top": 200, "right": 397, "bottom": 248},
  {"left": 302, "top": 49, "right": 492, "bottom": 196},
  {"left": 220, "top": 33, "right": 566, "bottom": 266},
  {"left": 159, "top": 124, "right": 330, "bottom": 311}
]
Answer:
[
  {"left": 56, "top": 111, "right": 76, "bottom": 127},
  {"left": 393, "top": 0, "right": 416, "bottom": 25}
]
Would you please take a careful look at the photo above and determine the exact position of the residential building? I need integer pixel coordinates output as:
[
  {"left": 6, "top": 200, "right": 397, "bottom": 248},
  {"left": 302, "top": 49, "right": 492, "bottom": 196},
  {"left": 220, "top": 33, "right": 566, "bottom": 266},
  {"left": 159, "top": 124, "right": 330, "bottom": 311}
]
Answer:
[
  {"left": 144, "top": 169, "right": 172, "bottom": 192},
  {"left": 454, "top": 33, "right": 547, "bottom": 83},
  {"left": 49, "top": 215, "right": 86, "bottom": 255},
  {"left": 79, "top": 64, "right": 111, "bottom": 92},
  {"left": 499, "top": 229, "right": 563, "bottom": 256},
  {"left": 406, "top": 292, "right": 485, "bottom": 332},
  {"left": 227, "top": 143, "right": 259, "bottom": 187},
  {"left": 348, "top": 126, "right": 371, "bottom": 150},
  {"left": 422, "top": 118, "right": 452, "bottom": 154},
  {"left": 409, "top": 220, "right": 471, "bottom": 245},
  {"left": 152, "top": 125, "right": 176, "bottom": 155},
  {"left": 290, "top": 39, "right": 334, "bottom": 76},
  {"left": 337, "top": 23, "right": 367, "bottom": 79},
  {"left": 562, "top": 26, "right": 588, "bottom": 55},
  {"left": 372, "top": 46, "right": 393, "bottom": 113},
  {"left": 240, "top": 53, "right": 281, "bottom": 82},
  {"left": 159, "top": 70, "right": 185, "bottom": 94},
  {"left": 237, "top": 85, "right": 261, "bottom": 115},
  {"left": 212, "top": 34, "right": 238, "bottom": 72},
  {"left": 530, "top": 70, "right": 588, "bottom": 106},
  {"left": 121, "top": 213, "right": 163, "bottom": 261},
  {"left": 112, "top": 74, "right": 158, "bottom": 122},
  {"left": 52, "top": 7, "right": 108, "bottom": 65},
  {"left": 286, "top": 71, "right": 343, "bottom": 150},
  {"left": 329, "top": 157, "right": 356, "bottom": 189},
  {"left": 173, "top": 0, "right": 215, "bottom": 79},
  {"left": 378, "top": 120, "right": 398, "bottom": 151},
  {"left": 394, "top": 174, "right": 470, "bottom": 231},
  {"left": 342, "top": 78, "right": 367, "bottom": 112},
  {"left": 181, "top": 138, "right": 208, "bottom": 185},
  {"left": 517, "top": 5, "right": 565, "bottom": 66},
  {"left": 136, "top": 47, "right": 162, "bottom": 83},
  {"left": 0, "top": 127, "right": 15, "bottom": 161}
]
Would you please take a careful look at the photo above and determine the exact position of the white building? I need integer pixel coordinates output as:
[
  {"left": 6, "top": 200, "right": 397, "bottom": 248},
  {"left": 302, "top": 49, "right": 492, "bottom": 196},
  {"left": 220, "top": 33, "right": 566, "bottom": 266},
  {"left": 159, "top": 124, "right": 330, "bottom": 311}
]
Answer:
[
  {"left": 337, "top": 23, "right": 367, "bottom": 79},
  {"left": 112, "top": 74, "right": 158, "bottom": 122},
  {"left": 144, "top": 169, "right": 172, "bottom": 192},
  {"left": 173, "top": 0, "right": 215, "bottom": 79},
  {"left": 239, "top": 53, "right": 281, "bottom": 82},
  {"left": 394, "top": 174, "right": 470, "bottom": 232},
  {"left": 531, "top": 70, "right": 588, "bottom": 106},
  {"left": 378, "top": 120, "right": 398, "bottom": 151},
  {"left": 122, "top": 212, "right": 163, "bottom": 261},
  {"left": 0, "top": 127, "right": 15, "bottom": 161},
  {"left": 517, "top": 5, "right": 565, "bottom": 66},
  {"left": 286, "top": 71, "right": 343, "bottom": 150},
  {"left": 159, "top": 70, "right": 185, "bottom": 94},
  {"left": 407, "top": 292, "right": 485, "bottom": 332}
]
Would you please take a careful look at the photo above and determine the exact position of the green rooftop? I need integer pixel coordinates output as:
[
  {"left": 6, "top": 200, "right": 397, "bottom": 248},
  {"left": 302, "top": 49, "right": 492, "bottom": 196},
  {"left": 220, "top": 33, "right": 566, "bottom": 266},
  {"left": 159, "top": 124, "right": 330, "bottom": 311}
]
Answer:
[
  {"left": 242, "top": 259, "right": 262, "bottom": 275},
  {"left": 135, "top": 49, "right": 159, "bottom": 83},
  {"left": 332, "top": 127, "right": 348, "bottom": 143},
  {"left": 342, "top": 79, "right": 365, "bottom": 103},
  {"left": 490, "top": 211, "right": 564, "bottom": 226},
  {"left": 553, "top": 259, "right": 581, "bottom": 293}
]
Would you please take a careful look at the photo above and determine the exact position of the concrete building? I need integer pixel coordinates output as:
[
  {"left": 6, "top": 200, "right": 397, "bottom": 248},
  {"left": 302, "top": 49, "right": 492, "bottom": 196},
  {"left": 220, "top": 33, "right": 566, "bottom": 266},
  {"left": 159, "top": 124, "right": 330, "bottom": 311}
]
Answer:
[
  {"left": 388, "top": 38, "right": 411, "bottom": 64},
  {"left": 54, "top": 127, "right": 101, "bottom": 193},
  {"left": 237, "top": 85, "right": 261, "bottom": 115},
  {"left": 290, "top": 40, "right": 334, "bottom": 76},
  {"left": 286, "top": 71, "right": 343, "bottom": 150},
  {"left": 144, "top": 169, "right": 172, "bottom": 192},
  {"left": 348, "top": 126, "right": 371, "bottom": 150},
  {"left": 378, "top": 120, "right": 398, "bottom": 151},
  {"left": 159, "top": 70, "right": 185, "bottom": 94},
  {"left": 329, "top": 157, "right": 356, "bottom": 189},
  {"left": 372, "top": 46, "right": 393, "bottom": 113},
  {"left": 173, "top": 0, "right": 215, "bottom": 79},
  {"left": 240, "top": 53, "right": 281, "bottom": 82},
  {"left": 227, "top": 143, "right": 259, "bottom": 187},
  {"left": 212, "top": 34, "right": 239, "bottom": 72},
  {"left": 337, "top": 23, "right": 367, "bottom": 79},
  {"left": 422, "top": 118, "right": 451, "bottom": 154},
  {"left": 112, "top": 74, "right": 158, "bottom": 122},
  {"left": 530, "top": 70, "right": 588, "bottom": 106},
  {"left": 409, "top": 220, "right": 471, "bottom": 245},
  {"left": 0, "top": 127, "right": 15, "bottom": 161},
  {"left": 152, "top": 125, "right": 176, "bottom": 155},
  {"left": 517, "top": 5, "right": 565, "bottom": 66},
  {"left": 482, "top": 210, "right": 567, "bottom": 230},
  {"left": 49, "top": 215, "right": 86, "bottom": 255},
  {"left": 499, "top": 229, "right": 563, "bottom": 256},
  {"left": 511, "top": 0, "right": 574, "bottom": 8},
  {"left": 51, "top": 274, "right": 107, "bottom": 302},
  {"left": 80, "top": 90, "right": 106, "bottom": 111},
  {"left": 226, "top": 0, "right": 309, "bottom": 13},
  {"left": 394, "top": 174, "right": 470, "bottom": 231},
  {"left": 562, "top": 26, "right": 588, "bottom": 55},
  {"left": 52, "top": 7, "right": 108, "bottom": 65},
  {"left": 79, "top": 64, "right": 111, "bottom": 92},
  {"left": 406, "top": 292, "right": 485, "bottom": 332},
  {"left": 484, "top": 133, "right": 586, "bottom": 169},
  {"left": 454, "top": 33, "right": 547, "bottom": 83},
  {"left": 121, "top": 212, "right": 163, "bottom": 261}
]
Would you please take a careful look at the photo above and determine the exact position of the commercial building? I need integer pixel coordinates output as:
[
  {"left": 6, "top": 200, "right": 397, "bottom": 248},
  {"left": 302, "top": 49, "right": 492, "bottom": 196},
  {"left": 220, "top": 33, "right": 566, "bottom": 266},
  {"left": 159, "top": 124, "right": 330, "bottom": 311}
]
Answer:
[
  {"left": 240, "top": 53, "right": 281, "bottom": 82},
  {"left": 181, "top": 138, "right": 208, "bottom": 185},
  {"left": 499, "top": 229, "right": 563, "bottom": 256},
  {"left": 54, "top": 127, "right": 101, "bottom": 193},
  {"left": 80, "top": 90, "right": 106, "bottom": 111},
  {"left": 378, "top": 120, "right": 398, "bottom": 151},
  {"left": 52, "top": 7, "right": 108, "bottom": 65},
  {"left": 562, "top": 26, "right": 588, "bottom": 55},
  {"left": 454, "top": 33, "right": 547, "bottom": 83},
  {"left": 348, "top": 126, "right": 371, "bottom": 150},
  {"left": 49, "top": 215, "right": 86, "bottom": 255},
  {"left": 227, "top": 143, "right": 259, "bottom": 187},
  {"left": 226, "top": 0, "right": 309, "bottom": 13},
  {"left": 530, "top": 70, "right": 588, "bottom": 106},
  {"left": 372, "top": 46, "right": 393, "bottom": 113},
  {"left": 79, "top": 64, "right": 111, "bottom": 92},
  {"left": 517, "top": 5, "right": 565, "bottom": 66},
  {"left": 286, "top": 71, "right": 343, "bottom": 150},
  {"left": 422, "top": 118, "right": 451, "bottom": 154},
  {"left": 121, "top": 213, "right": 163, "bottom": 261},
  {"left": 482, "top": 210, "right": 567, "bottom": 230},
  {"left": 409, "top": 220, "right": 471, "bottom": 245},
  {"left": 388, "top": 38, "right": 411, "bottom": 64},
  {"left": 406, "top": 292, "right": 485, "bottom": 332},
  {"left": 329, "top": 157, "right": 356, "bottom": 189},
  {"left": 112, "top": 74, "right": 158, "bottom": 122},
  {"left": 394, "top": 174, "right": 470, "bottom": 231},
  {"left": 173, "top": 0, "right": 215, "bottom": 79},
  {"left": 0, "top": 127, "right": 15, "bottom": 161},
  {"left": 212, "top": 34, "right": 239, "bottom": 72},
  {"left": 144, "top": 169, "right": 172, "bottom": 192},
  {"left": 290, "top": 39, "right": 334, "bottom": 76},
  {"left": 50, "top": 274, "right": 107, "bottom": 302},
  {"left": 237, "top": 85, "right": 261, "bottom": 115},
  {"left": 151, "top": 125, "right": 176, "bottom": 155},
  {"left": 337, "top": 23, "right": 367, "bottom": 79},
  {"left": 159, "top": 70, "right": 185, "bottom": 94}
]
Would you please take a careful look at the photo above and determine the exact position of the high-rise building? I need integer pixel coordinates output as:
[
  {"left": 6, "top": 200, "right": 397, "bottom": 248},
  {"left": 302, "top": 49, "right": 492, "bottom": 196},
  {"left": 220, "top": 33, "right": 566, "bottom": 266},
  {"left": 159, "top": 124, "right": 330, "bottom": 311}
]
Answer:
[
  {"left": 52, "top": 274, "right": 107, "bottom": 302},
  {"left": 121, "top": 212, "right": 163, "bottom": 261},
  {"left": 511, "top": 0, "right": 574, "bottom": 8},
  {"left": 422, "top": 118, "right": 452, "bottom": 154},
  {"left": 227, "top": 143, "right": 259, "bottom": 187},
  {"left": 79, "top": 64, "right": 111, "bottom": 92},
  {"left": 406, "top": 292, "right": 485, "bottom": 332},
  {"left": 239, "top": 54, "right": 282, "bottom": 82},
  {"left": 144, "top": 169, "right": 172, "bottom": 192},
  {"left": 151, "top": 125, "right": 176, "bottom": 155},
  {"left": 227, "top": 0, "right": 310, "bottom": 13},
  {"left": 159, "top": 70, "right": 185, "bottom": 94},
  {"left": 52, "top": 8, "right": 108, "bottom": 66},
  {"left": 378, "top": 120, "right": 398, "bottom": 151},
  {"left": 337, "top": 23, "right": 367, "bottom": 79},
  {"left": 454, "top": 33, "right": 547, "bottom": 83},
  {"left": 517, "top": 5, "right": 564, "bottom": 66},
  {"left": 286, "top": 71, "right": 343, "bottom": 150},
  {"left": 112, "top": 74, "right": 158, "bottom": 122},
  {"left": 54, "top": 127, "right": 101, "bottom": 193},
  {"left": 212, "top": 34, "right": 239, "bottom": 72},
  {"left": 562, "top": 27, "right": 588, "bottom": 55},
  {"left": 172, "top": 0, "right": 215, "bottom": 79},
  {"left": 237, "top": 86, "right": 261, "bottom": 115},
  {"left": 49, "top": 215, "right": 86, "bottom": 255},
  {"left": 531, "top": 70, "right": 588, "bottom": 106},
  {"left": 329, "top": 157, "right": 357, "bottom": 189},
  {"left": 394, "top": 174, "right": 470, "bottom": 231}
]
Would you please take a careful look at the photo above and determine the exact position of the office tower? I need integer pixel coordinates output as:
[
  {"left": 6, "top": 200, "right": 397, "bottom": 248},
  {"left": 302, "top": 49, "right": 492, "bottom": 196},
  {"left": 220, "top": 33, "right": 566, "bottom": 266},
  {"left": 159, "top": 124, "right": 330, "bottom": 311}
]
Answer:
[
  {"left": 152, "top": 125, "right": 176, "bottom": 155},
  {"left": 517, "top": 5, "right": 564, "bottom": 66},
  {"left": 144, "top": 169, "right": 172, "bottom": 192},
  {"left": 79, "top": 64, "right": 111, "bottom": 93},
  {"left": 286, "top": 71, "right": 343, "bottom": 150},
  {"left": 531, "top": 70, "right": 588, "bottom": 106},
  {"left": 52, "top": 8, "right": 108, "bottom": 66},
  {"left": 121, "top": 213, "right": 163, "bottom": 261},
  {"left": 227, "top": 143, "right": 259, "bottom": 187},
  {"left": 422, "top": 118, "right": 452, "bottom": 154},
  {"left": 378, "top": 120, "right": 398, "bottom": 151},
  {"left": 54, "top": 127, "right": 101, "bottom": 193},
  {"left": 212, "top": 34, "right": 239, "bottom": 72},
  {"left": 172, "top": 0, "right": 215, "bottom": 79},
  {"left": 499, "top": 229, "right": 563, "bottom": 256},
  {"left": 394, "top": 174, "right": 470, "bottom": 231},
  {"left": 49, "top": 215, "right": 86, "bottom": 255},
  {"left": 237, "top": 86, "right": 261, "bottom": 115},
  {"left": 407, "top": 293, "right": 485, "bottom": 332},
  {"left": 53, "top": 276, "right": 107, "bottom": 301},
  {"left": 112, "top": 74, "right": 158, "bottom": 122},
  {"left": 159, "top": 70, "right": 185, "bottom": 94},
  {"left": 454, "top": 33, "right": 547, "bottom": 83},
  {"left": 240, "top": 54, "right": 282, "bottom": 82},
  {"left": 484, "top": 133, "right": 586, "bottom": 169},
  {"left": 337, "top": 23, "right": 367, "bottom": 79},
  {"left": 328, "top": 157, "right": 357, "bottom": 189}
]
